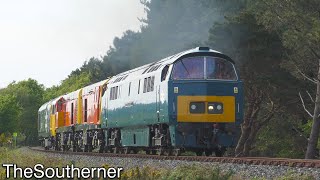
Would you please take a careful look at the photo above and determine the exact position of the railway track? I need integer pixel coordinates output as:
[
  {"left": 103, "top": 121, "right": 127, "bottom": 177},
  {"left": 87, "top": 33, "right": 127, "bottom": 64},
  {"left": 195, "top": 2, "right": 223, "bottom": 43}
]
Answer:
[{"left": 29, "top": 147, "right": 320, "bottom": 168}]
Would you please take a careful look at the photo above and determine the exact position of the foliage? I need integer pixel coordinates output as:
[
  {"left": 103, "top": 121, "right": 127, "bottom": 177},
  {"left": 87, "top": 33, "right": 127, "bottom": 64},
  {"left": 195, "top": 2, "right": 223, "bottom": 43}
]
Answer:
[
  {"left": 0, "top": 134, "right": 9, "bottom": 147},
  {"left": 0, "top": 79, "right": 44, "bottom": 145},
  {"left": 253, "top": 114, "right": 306, "bottom": 158},
  {"left": 0, "top": 147, "right": 68, "bottom": 179},
  {"left": 247, "top": 0, "right": 320, "bottom": 159},
  {"left": 120, "top": 166, "right": 162, "bottom": 180},
  {"left": 0, "top": 133, "right": 27, "bottom": 148},
  {"left": 162, "top": 165, "right": 234, "bottom": 180},
  {"left": 205, "top": 0, "right": 320, "bottom": 158},
  {"left": 116, "top": 164, "right": 234, "bottom": 180},
  {"left": 278, "top": 171, "right": 316, "bottom": 180},
  {"left": 0, "top": 95, "right": 21, "bottom": 134},
  {"left": 43, "top": 71, "right": 91, "bottom": 101}
]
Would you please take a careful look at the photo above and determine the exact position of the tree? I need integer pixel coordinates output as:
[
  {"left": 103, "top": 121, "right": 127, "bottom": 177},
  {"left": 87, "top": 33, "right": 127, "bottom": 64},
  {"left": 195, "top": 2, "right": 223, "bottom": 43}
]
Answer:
[
  {"left": 1, "top": 79, "right": 45, "bottom": 145},
  {"left": 44, "top": 71, "right": 91, "bottom": 101},
  {"left": 0, "top": 94, "right": 21, "bottom": 134},
  {"left": 206, "top": 2, "right": 312, "bottom": 156},
  {"left": 249, "top": 0, "right": 320, "bottom": 159}
]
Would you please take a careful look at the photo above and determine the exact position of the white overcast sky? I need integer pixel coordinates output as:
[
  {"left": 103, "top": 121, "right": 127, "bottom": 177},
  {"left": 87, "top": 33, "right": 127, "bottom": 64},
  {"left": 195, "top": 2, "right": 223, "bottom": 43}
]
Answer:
[{"left": 0, "top": 0, "right": 145, "bottom": 88}]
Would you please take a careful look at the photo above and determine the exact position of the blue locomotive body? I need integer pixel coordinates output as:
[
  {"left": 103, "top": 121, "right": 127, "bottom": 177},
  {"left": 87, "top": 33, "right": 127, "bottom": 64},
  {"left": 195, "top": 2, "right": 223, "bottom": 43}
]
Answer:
[{"left": 101, "top": 47, "right": 243, "bottom": 156}]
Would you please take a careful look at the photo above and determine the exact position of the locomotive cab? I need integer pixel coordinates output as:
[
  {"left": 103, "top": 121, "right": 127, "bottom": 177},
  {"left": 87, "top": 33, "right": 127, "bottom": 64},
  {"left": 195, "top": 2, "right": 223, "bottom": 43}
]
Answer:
[{"left": 167, "top": 51, "right": 243, "bottom": 156}]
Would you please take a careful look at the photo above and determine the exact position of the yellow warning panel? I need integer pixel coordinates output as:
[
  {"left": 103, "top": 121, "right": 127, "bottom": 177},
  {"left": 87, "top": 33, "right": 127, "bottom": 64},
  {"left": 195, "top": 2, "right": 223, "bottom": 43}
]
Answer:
[
  {"left": 177, "top": 96, "right": 235, "bottom": 123},
  {"left": 77, "top": 89, "right": 83, "bottom": 124},
  {"left": 50, "top": 114, "right": 56, "bottom": 136}
]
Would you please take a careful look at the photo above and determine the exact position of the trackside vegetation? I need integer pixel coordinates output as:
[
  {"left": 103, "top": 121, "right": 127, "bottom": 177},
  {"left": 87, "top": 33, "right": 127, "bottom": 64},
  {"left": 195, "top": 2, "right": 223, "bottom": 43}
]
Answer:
[{"left": 0, "top": 148, "right": 316, "bottom": 180}]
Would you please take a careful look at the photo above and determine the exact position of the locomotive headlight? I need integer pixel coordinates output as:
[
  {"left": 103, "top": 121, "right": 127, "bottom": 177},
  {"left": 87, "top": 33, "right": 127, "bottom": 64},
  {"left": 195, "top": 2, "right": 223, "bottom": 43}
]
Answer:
[
  {"left": 208, "top": 102, "right": 223, "bottom": 114},
  {"left": 190, "top": 102, "right": 205, "bottom": 114}
]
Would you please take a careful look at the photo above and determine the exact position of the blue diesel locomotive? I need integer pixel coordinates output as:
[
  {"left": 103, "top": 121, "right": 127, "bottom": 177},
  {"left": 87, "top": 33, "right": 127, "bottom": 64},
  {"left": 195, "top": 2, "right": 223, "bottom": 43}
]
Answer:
[{"left": 100, "top": 47, "right": 243, "bottom": 156}]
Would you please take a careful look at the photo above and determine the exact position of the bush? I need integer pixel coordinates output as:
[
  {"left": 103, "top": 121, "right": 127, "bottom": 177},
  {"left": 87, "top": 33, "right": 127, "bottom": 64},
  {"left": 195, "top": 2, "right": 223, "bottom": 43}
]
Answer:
[{"left": 115, "top": 164, "right": 234, "bottom": 180}]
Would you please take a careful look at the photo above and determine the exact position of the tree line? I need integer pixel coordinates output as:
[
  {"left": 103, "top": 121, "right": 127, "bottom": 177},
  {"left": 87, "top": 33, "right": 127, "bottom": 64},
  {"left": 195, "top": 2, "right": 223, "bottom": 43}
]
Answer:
[{"left": 0, "top": 0, "right": 319, "bottom": 159}]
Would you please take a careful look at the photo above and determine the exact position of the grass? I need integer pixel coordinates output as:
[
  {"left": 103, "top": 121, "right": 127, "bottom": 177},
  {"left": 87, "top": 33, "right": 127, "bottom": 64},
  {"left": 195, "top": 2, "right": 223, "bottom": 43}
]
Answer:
[
  {"left": 113, "top": 164, "right": 234, "bottom": 180},
  {"left": 0, "top": 147, "right": 70, "bottom": 179},
  {"left": 0, "top": 147, "right": 318, "bottom": 180}
]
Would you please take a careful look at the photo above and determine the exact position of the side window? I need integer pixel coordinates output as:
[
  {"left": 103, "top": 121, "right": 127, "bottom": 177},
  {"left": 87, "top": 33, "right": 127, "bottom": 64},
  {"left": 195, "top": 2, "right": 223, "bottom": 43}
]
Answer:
[
  {"left": 101, "top": 84, "right": 107, "bottom": 97},
  {"left": 84, "top": 99, "right": 87, "bottom": 122},
  {"left": 71, "top": 103, "right": 74, "bottom": 124},
  {"left": 110, "top": 87, "right": 113, "bottom": 100},
  {"left": 151, "top": 76, "right": 155, "bottom": 91},
  {"left": 138, "top": 80, "right": 141, "bottom": 94},
  {"left": 110, "top": 86, "right": 120, "bottom": 100},
  {"left": 51, "top": 105, "right": 55, "bottom": 114},
  {"left": 147, "top": 77, "right": 151, "bottom": 92},
  {"left": 38, "top": 112, "right": 41, "bottom": 130},
  {"left": 143, "top": 78, "right": 147, "bottom": 93},
  {"left": 128, "top": 82, "right": 131, "bottom": 96},
  {"left": 118, "top": 86, "right": 121, "bottom": 99},
  {"left": 143, "top": 76, "right": 155, "bottom": 93},
  {"left": 57, "top": 102, "right": 61, "bottom": 112},
  {"left": 110, "top": 87, "right": 119, "bottom": 100},
  {"left": 161, "top": 65, "right": 169, "bottom": 81},
  {"left": 115, "top": 86, "right": 118, "bottom": 100}
]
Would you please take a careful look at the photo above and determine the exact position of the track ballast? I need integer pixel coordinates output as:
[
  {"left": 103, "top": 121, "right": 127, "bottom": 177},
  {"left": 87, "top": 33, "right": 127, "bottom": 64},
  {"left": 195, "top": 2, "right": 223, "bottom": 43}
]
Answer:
[{"left": 29, "top": 147, "right": 320, "bottom": 168}]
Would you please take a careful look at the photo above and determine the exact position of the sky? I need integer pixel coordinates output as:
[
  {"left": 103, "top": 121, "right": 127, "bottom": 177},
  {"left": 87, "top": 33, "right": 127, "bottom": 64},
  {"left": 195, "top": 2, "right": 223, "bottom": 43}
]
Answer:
[{"left": 0, "top": 0, "right": 145, "bottom": 88}]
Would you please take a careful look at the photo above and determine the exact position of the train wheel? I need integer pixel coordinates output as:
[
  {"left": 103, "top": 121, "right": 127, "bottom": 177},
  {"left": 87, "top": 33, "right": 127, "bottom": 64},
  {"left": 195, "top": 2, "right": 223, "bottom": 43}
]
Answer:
[
  {"left": 195, "top": 150, "right": 203, "bottom": 156},
  {"left": 77, "top": 147, "right": 82, "bottom": 152},
  {"left": 164, "top": 149, "right": 172, "bottom": 156},
  {"left": 99, "top": 146, "right": 104, "bottom": 153},
  {"left": 123, "top": 148, "right": 128, "bottom": 154},
  {"left": 157, "top": 148, "right": 164, "bottom": 156},
  {"left": 173, "top": 149, "right": 181, "bottom": 157},
  {"left": 215, "top": 149, "right": 225, "bottom": 157},
  {"left": 205, "top": 150, "right": 212, "bottom": 156},
  {"left": 132, "top": 149, "right": 138, "bottom": 154},
  {"left": 104, "top": 147, "right": 110, "bottom": 153},
  {"left": 84, "top": 145, "right": 88, "bottom": 152},
  {"left": 88, "top": 145, "right": 93, "bottom": 152},
  {"left": 145, "top": 150, "right": 150, "bottom": 155},
  {"left": 113, "top": 147, "right": 119, "bottom": 154},
  {"left": 119, "top": 149, "right": 123, "bottom": 154},
  {"left": 151, "top": 150, "right": 157, "bottom": 155}
]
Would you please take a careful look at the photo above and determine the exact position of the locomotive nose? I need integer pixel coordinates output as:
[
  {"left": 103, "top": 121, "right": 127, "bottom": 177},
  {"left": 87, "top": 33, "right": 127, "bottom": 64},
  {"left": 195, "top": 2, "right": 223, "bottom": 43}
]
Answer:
[{"left": 172, "top": 81, "right": 240, "bottom": 123}]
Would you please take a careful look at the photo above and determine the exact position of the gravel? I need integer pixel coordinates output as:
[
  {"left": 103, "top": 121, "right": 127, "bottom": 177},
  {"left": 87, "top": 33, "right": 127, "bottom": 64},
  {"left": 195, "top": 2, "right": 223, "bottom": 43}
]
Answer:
[{"left": 24, "top": 148, "right": 320, "bottom": 179}]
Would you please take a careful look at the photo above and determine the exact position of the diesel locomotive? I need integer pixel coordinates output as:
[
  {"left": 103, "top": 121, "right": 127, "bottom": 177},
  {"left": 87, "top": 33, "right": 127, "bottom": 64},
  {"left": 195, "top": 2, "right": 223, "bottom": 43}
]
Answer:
[{"left": 38, "top": 47, "right": 243, "bottom": 156}]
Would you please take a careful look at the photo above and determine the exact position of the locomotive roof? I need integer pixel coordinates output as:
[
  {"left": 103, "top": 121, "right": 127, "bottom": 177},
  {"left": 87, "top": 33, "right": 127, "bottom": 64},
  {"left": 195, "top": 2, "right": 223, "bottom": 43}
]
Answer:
[
  {"left": 38, "top": 101, "right": 50, "bottom": 111},
  {"left": 63, "top": 89, "right": 81, "bottom": 101},
  {"left": 82, "top": 79, "right": 109, "bottom": 95},
  {"left": 112, "top": 47, "right": 233, "bottom": 79},
  {"left": 61, "top": 79, "right": 109, "bottom": 101}
]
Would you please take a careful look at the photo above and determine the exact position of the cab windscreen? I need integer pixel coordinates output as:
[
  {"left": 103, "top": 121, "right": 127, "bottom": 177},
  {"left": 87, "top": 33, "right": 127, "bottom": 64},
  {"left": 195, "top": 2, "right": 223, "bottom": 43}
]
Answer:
[{"left": 172, "top": 56, "right": 237, "bottom": 80}]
